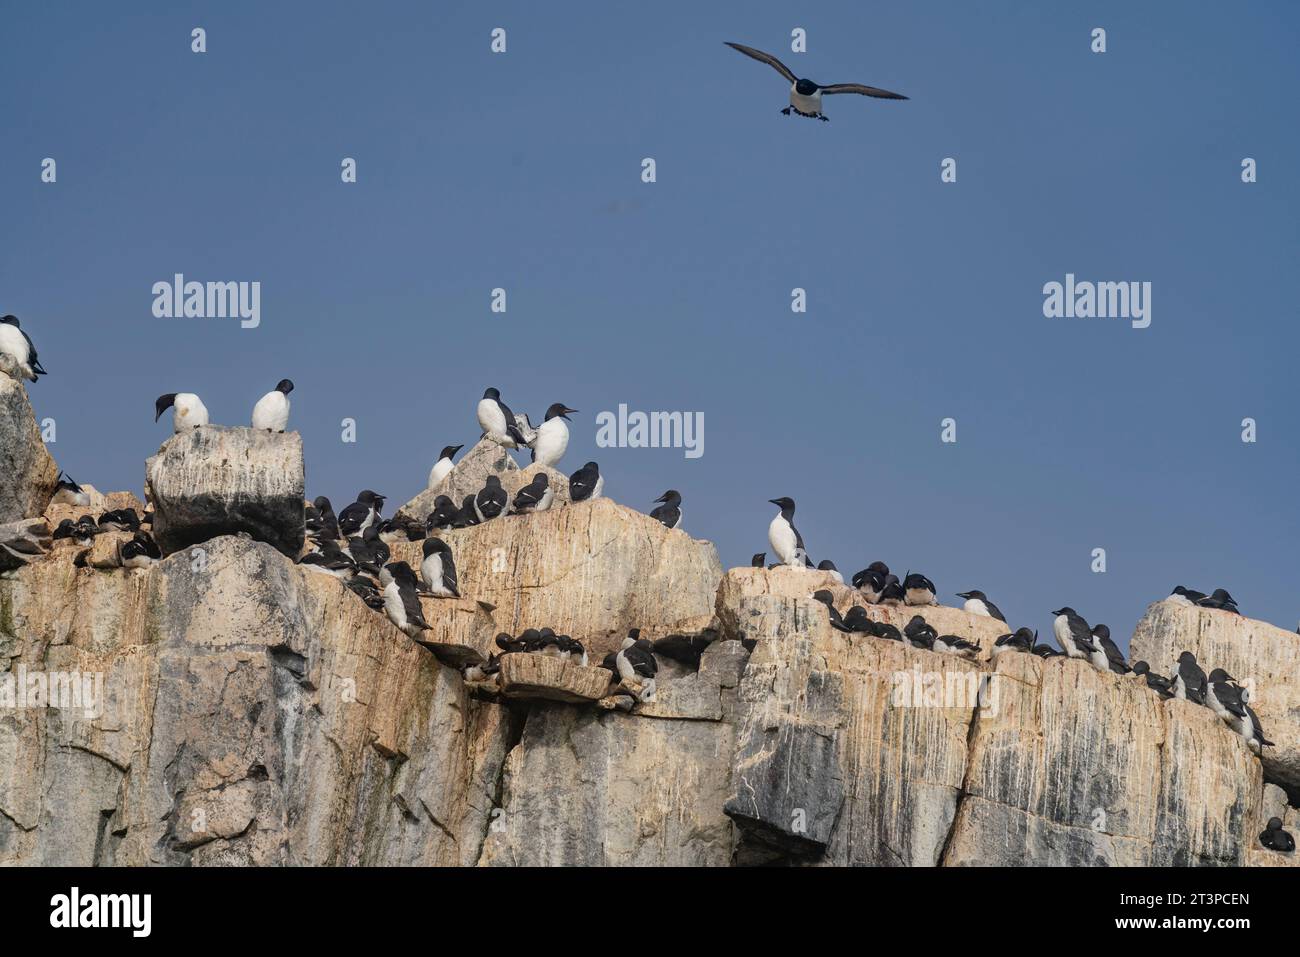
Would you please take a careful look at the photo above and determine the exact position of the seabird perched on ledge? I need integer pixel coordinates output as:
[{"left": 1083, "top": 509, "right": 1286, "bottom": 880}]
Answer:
[
  {"left": 0, "top": 315, "right": 47, "bottom": 382},
  {"left": 476, "top": 387, "right": 528, "bottom": 449},
  {"left": 155, "top": 392, "right": 209, "bottom": 432},
  {"left": 251, "top": 379, "right": 293, "bottom": 432},
  {"left": 1051, "top": 607, "right": 1096, "bottom": 660},
  {"left": 428, "top": 444, "right": 464, "bottom": 489},
  {"left": 957, "top": 590, "right": 1006, "bottom": 623}
]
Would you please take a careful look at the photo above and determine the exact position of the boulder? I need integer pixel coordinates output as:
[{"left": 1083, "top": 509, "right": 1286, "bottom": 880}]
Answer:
[
  {"left": 145, "top": 426, "right": 305, "bottom": 558},
  {"left": 1130, "top": 598, "right": 1300, "bottom": 792},
  {"left": 388, "top": 498, "right": 722, "bottom": 661},
  {"left": 0, "top": 375, "right": 58, "bottom": 522},
  {"left": 497, "top": 653, "right": 612, "bottom": 703}
]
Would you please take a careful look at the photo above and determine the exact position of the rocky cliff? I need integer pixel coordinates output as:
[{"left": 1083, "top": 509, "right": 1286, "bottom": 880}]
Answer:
[{"left": 0, "top": 381, "right": 1293, "bottom": 866}]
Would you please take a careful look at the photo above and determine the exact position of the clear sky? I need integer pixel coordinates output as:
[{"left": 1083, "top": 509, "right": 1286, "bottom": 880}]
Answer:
[{"left": 3, "top": 2, "right": 1297, "bottom": 649}]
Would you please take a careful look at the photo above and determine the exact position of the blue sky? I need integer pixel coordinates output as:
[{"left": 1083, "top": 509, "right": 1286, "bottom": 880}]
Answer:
[{"left": 3, "top": 2, "right": 1297, "bottom": 648}]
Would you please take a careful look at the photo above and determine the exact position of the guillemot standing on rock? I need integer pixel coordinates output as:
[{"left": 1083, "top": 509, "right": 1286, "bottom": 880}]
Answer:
[
  {"left": 338, "top": 490, "right": 384, "bottom": 537},
  {"left": 531, "top": 404, "right": 577, "bottom": 468},
  {"left": 724, "top": 41, "right": 908, "bottom": 122},
  {"left": 766, "top": 497, "right": 805, "bottom": 566},
  {"left": 120, "top": 531, "right": 162, "bottom": 569},
  {"left": 306, "top": 496, "right": 340, "bottom": 540},
  {"left": 817, "top": 560, "right": 844, "bottom": 584},
  {"left": 1170, "top": 651, "right": 1208, "bottom": 705},
  {"left": 651, "top": 490, "right": 683, "bottom": 530},
  {"left": 155, "top": 393, "right": 209, "bottom": 432},
  {"left": 903, "top": 572, "right": 937, "bottom": 606},
  {"left": 0, "top": 315, "right": 46, "bottom": 382},
  {"left": 427, "top": 444, "right": 464, "bottom": 488},
  {"left": 424, "top": 495, "right": 457, "bottom": 533},
  {"left": 511, "top": 473, "right": 553, "bottom": 513},
  {"left": 420, "top": 537, "right": 460, "bottom": 598},
  {"left": 1090, "top": 624, "right": 1130, "bottom": 674},
  {"left": 842, "top": 606, "right": 874, "bottom": 633},
  {"left": 1168, "top": 585, "right": 1206, "bottom": 606},
  {"left": 957, "top": 590, "right": 1006, "bottom": 622},
  {"left": 251, "top": 379, "right": 293, "bottom": 431},
  {"left": 474, "top": 475, "right": 508, "bottom": 521},
  {"left": 476, "top": 388, "right": 528, "bottom": 449},
  {"left": 1197, "top": 588, "right": 1240, "bottom": 614},
  {"left": 615, "top": 631, "right": 658, "bottom": 702},
  {"left": 382, "top": 561, "right": 430, "bottom": 637},
  {"left": 1051, "top": 607, "right": 1096, "bottom": 660},
  {"left": 568, "top": 461, "right": 603, "bottom": 502},
  {"left": 853, "top": 563, "right": 890, "bottom": 603}
]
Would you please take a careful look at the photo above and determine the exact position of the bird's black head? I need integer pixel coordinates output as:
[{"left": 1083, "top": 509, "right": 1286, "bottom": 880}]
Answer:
[
  {"left": 439, "top": 444, "right": 464, "bottom": 461},
  {"left": 1171, "top": 585, "right": 1190, "bottom": 596},
  {"left": 1131, "top": 660, "right": 1149, "bottom": 675},
  {"left": 811, "top": 590, "right": 835, "bottom": 606},
  {"left": 654, "top": 489, "right": 680, "bottom": 504},
  {"left": 1177, "top": 650, "right": 1197, "bottom": 663},
  {"left": 751, "top": 552, "right": 766, "bottom": 566},
  {"left": 581, "top": 461, "right": 599, "bottom": 472},
  {"left": 386, "top": 560, "right": 416, "bottom": 583},
  {"left": 1268, "top": 817, "right": 1283, "bottom": 831},
  {"left": 483, "top": 387, "right": 500, "bottom": 400},
  {"left": 1092, "top": 624, "right": 1111, "bottom": 640},
  {"left": 275, "top": 379, "right": 294, "bottom": 394},
  {"left": 530, "top": 472, "right": 549, "bottom": 487},
  {"left": 423, "top": 537, "right": 451, "bottom": 557},
  {"left": 769, "top": 496, "right": 795, "bottom": 511},
  {"left": 817, "top": 560, "right": 837, "bottom": 572},
  {"left": 313, "top": 495, "right": 332, "bottom": 511},
  {"left": 154, "top": 393, "right": 178, "bottom": 421},
  {"left": 1051, "top": 607, "right": 1074, "bottom": 617},
  {"left": 484, "top": 475, "right": 502, "bottom": 487},
  {"left": 544, "top": 403, "right": 577, "bottom": 421},
  {"left": 1207, "top": 668, "right": 1232, "bottom": 683},
  {"left": 1, "top": 315, "right": 18, "bottom": 328},
  {"left": 359, "top": 490, "right": 385, "bottom": 507},
  {"left": 795, "top": 78, "right": 819, "bottom": 96},
  {"left": 957, "top": 590, "right": 985, "bottom": 600},
  {"left": 628, "top": 627, "right": 641, "bottom": 640}
]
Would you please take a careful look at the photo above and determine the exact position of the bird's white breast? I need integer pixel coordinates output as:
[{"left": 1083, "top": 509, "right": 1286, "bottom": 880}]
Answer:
[
  {"left": 790, "top": 87, "right": 822, "bottom": 114},
  {"left": 428, "top": 457, "right": 454, "bottom": 488},
  {"left": 964, "top": 598, "right": 989, "bottom": 618},
  {"left": 477, "top": 398, "right": 506, "bottom": 434},
  {"left": 382, "top": 581, "right": 406, "bottom": 627},
  {"left": 533, "top": 419, "right": 569, "bottom": 467},
  {"left": 252, "top": 391, "right": 289, "bottom": 431},
  {"left": 768, "top": 516, "right": 797, "bottom": 563},
  {"left": 173, "top": 393, "right": 209, "bottom": 432},
  {"left": 0, "top": 325, "right": 29, "bottom": 364}
]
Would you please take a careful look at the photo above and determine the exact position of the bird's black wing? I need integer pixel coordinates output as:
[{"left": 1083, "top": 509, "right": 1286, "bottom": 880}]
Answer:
[
  {"left": 20, "top": 329, "right": 46, "bottom": 375},
  {"left": 1213, "top": 683, "right": 1248, "bottom": 719},
  {"left": 442, "top": 556, "right": 460, "bottom": 597},
  {"left": 401, "top": 585, "right": 429, "bottom": 628},
  {"left": 819, "top": 82, "right": 908, "bottom": 100},
  {"left": 724, "top": 41, "right": 797, "bottom": 83},
  {"left": 985, "top": 599, "right": 1007, "bottom": 623},
  {"left": 1069, "top": 616, "right": 1096, "bottom": 650}
]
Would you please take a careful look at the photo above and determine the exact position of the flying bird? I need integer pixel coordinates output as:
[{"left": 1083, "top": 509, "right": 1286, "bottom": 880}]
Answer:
[
  {"left": 0, "top": 315, "right": 47, "bottom": 382},
  {"left": 724, "top": 41, "right": 907, "bottom": 123},
  {"left": 251, "top": 379, "right": 293, "bottom": 431}
]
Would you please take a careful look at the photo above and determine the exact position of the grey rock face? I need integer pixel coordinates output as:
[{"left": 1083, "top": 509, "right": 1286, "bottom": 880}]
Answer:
[
  {"left": 145, "top": 425, "right": 305, "bottom": 558},
  {"left": 0, "top": 376, "right": 58, "bottom": 523}
]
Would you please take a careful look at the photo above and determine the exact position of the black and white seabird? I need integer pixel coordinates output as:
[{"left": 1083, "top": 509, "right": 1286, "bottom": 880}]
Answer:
[
  {"left": 1170, "top": 651, "right": 1208, "bottom": 705},
  {"left": 1259, "top": 817, "right": 1295, "bottom": 853},
  {"left": 1197, "top": 588, "right": 1240, "bottom": 614},
  {"left": 957, "top": 590, "right": 1006, "bottom": 622},
  {"left": 155, "top": 392, "right": 209, "bottom": 432},
  {"left": 817, "top": 560, "right": 844, "bottom": 584},
  {"left": 1206, "top": 668, "right": 1247, "bottom": 725},
  {"left": 1130, "top": 661, "right": 1175, "bottom": 699},
  {"left": 428, "top": 444, "right": 464, "bottom": 489},
  {"left": 474, "top": 475, "right": 508, "bottom": 521},
  {"left": 452, "top": 494, "right": 481, "bottom": 528},
  {"left": 120, "top": 531, "right": 162, "bottom": 569},
  {"left": 346, "top": 524, "right": 389, "bottom": 575},
  {"left": 903, "top": 615, "right": 937, "bottom": 650},
  {"left": 1051, "top": 607, "right": 1097, "bottom": 660},
  {"left": 419, "top": 537, "right": 460, "bottom": 598},
  {"left": 751, "top": 552, "right": 766, "bottom": 568},
  {"left": 568, "top": 461, "right": 603, "bottom": 502},
  {"left": 871, "top": 620, "right": 903, "bottom": 642},
  {"left": 425, "top": 495, "right": 458, "bottom": 533},
  {"left": 615, "top": 631, "right": 658, "bottom": 702},
  {"left": 934, "top": 633, "right": 981, "bottom": 659},
  {"left": 98, "top": 508, "right": 141, "bottom": 533},
  {"left": 992, "top": 627, "right": 1036, "bottom": 661},
  {"left": 339, "top": 490, "right": 385, "bottom": 537},
  {"left": 0, "top": 315, "right": 47, "bottom": 382},
  {"left": 651, "top": 490, "right": 684, "bottom": 530},
  {"left": 382, "top": 561, "right": 430, "bottom": 637},
  {"left": 511, "top": 473, "right": 554, "bottom": 513},
  {"left": 531, "top": 403, "right": 577, "bottom": 468},
  {"left": 1090, "top": 624, "right": 1131, "bottom": 674},
  {"left": 724, "top": 41, "right": 907, "bottom": 122},
  {"left": 766, "top": 497, "right": 805, "bottom": 566},
  {"left": 51, "top": 472, "right": 91, "bottom": 507},
  {"left": 298, "top": 537, "right": 356, "bottom": 579},
  {"left": 1032, "top": 642, "right": 1063, "bottom": 658},
  {"left": 842, "top": 606, "right": 874, "bottom": 633},
  {"left": 879, "top": 574, "right": 905, "bottom": 606},
  {"left": 251, "top": 379, "right": 293, "bottom": 431},
  {"left": 1168, "top": 585, "right": 1206, "bottom": 607},
  {"left": 852, "top": 562, "right": 890, "bottom": 603},
  {"left": 812, "top": 589, "right": 849, "bottom": 631},
  {"left": 903, "top": 572, "right": 937, "bottom": 607},
  {"left": 652, "top": 634, "right": 713, "bottom": 668},
  {"left": 306, "top": 496, "right": 340, "bottom": 540},
  {"left": 1240, "top": 703, "right": 1274, "bottom": 755},
  {"left": 476, "top": 387, "right": 528, "bottom": 449}
]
